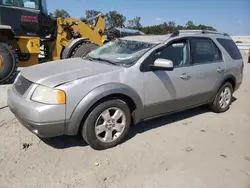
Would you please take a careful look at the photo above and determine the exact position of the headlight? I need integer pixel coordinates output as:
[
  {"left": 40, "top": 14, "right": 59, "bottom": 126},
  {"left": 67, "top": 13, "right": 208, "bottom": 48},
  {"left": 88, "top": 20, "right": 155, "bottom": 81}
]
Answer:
[{"left": 31, "top": 85, "right": 66, "bottom": 105}]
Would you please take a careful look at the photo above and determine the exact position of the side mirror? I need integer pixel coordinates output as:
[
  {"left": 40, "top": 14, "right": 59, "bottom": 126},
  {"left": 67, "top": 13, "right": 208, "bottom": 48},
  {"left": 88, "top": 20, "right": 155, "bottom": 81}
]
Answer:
[{"left": 150, "top": 58, "right": 174, "bottom": 71}]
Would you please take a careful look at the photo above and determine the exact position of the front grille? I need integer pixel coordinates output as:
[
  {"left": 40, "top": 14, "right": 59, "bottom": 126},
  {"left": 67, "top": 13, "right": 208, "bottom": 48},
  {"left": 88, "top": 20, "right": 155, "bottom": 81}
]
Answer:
[{"left": 14, "top": 75, "right": 33, "bottom": 95}]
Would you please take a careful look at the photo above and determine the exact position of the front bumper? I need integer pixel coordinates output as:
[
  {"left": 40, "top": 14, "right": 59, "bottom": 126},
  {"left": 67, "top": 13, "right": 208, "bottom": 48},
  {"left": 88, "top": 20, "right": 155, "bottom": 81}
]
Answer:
[{"left": 7, "top": 86, "right": 66, "bottom": 138}]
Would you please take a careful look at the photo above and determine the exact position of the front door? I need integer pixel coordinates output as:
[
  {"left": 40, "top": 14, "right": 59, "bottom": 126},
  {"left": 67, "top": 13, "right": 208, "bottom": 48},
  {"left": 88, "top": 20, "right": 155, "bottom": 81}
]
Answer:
[{"left": 142, "top": 38, "right": 194, "bottom": 118}]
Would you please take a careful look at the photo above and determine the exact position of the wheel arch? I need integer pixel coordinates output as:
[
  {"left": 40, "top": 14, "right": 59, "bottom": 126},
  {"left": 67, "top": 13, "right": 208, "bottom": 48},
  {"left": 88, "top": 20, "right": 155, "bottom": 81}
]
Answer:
[
  {"left": 210, "top": 73, "right": 236, "bottom": 102},
  {"left": 0, "top": 25, "right": 16, "bottom": 40},
  {"left": 218, "top": 74, "right": 236, "bottom": 91},
  {"left": 65, "top": 83, "right": 144, "bottom": 135}
]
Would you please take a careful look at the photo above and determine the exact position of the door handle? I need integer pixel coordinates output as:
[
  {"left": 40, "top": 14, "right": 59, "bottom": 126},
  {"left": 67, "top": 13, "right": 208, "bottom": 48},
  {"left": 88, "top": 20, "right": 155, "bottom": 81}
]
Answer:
[
  {"left": 217, "top": 67, "right": 224, "bottom": 73},
  {"left": 180, "top": 73, "right": 191, "bottom": 80}
]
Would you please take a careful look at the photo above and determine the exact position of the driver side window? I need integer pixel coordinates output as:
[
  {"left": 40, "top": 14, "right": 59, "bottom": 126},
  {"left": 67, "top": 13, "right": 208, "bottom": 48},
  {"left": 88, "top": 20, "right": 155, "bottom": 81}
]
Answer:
[{"left": 154, "top": 39, "right": 190, "bottom": 67}]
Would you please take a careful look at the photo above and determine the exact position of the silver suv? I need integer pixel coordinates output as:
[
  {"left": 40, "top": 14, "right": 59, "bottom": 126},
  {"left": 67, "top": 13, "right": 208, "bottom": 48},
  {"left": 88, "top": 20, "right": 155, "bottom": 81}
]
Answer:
[{"left": 8, "top": 30, "right": 244, "bottom": 150}]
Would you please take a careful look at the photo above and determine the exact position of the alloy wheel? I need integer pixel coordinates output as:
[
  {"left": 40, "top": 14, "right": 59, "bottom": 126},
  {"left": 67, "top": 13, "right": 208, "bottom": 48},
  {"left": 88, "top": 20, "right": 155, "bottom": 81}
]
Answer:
[
  {"left": 219, "top": 87, "right": 231, "bottom": 109},
  {"left": 95, "top": 107, "right": 126, "bottom": 143}
]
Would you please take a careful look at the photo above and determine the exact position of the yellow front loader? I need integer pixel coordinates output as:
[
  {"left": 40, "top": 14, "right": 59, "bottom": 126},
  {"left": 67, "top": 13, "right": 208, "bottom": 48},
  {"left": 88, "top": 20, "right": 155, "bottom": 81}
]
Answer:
[{"left": 0, "top": 0, "right": 107, "bottom": 84}]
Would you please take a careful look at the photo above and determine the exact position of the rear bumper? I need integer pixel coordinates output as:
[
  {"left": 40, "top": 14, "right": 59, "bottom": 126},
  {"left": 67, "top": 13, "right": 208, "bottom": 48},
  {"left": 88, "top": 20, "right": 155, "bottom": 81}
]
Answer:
[
  {"left": 7, "top": 86, "right": 66, "bottom": 138},
  {"left": 235, "top": 82, "right": 242, "bottom": 92}
]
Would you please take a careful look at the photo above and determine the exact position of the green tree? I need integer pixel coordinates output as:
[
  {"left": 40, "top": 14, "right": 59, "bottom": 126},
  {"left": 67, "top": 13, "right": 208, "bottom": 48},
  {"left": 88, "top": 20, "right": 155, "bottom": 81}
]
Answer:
[
  {"left": 185, "top": 21, "right": 195, "bottom": 30},
  {"left": 127, "top": 16, "right": 142, "bottom": 30},
  {"left": 165, "top": 21, "right": 176, "bottom": 33},
  {"left": 176, "top": 25, "right": 185, "bottom": 30},
  {"left": 105, "top": 11, "right": 126, "bottom": 29},
  {"left": 49, "top": 9, "right": 70, "bottom": 18},
  {"left": 141, "top": 24, "right": 167, "bottom": 35},
  {"left": 82, "top": 10, "right": 102, "bottom": 24},
  {"left": 85, "top": 10, "right": 101, "bottom": 19}
]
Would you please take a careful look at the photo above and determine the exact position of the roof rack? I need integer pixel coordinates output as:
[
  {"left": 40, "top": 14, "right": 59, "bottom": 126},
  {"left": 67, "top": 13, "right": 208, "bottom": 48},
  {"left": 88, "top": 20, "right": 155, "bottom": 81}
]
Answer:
[{"left": 170, "top": 30, "right": 229, "bottom": 38}]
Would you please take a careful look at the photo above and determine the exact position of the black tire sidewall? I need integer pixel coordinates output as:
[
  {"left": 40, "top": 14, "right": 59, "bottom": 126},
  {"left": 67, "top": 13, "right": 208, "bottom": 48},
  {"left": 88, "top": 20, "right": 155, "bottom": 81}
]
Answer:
[
  {"left": 0, "top": 43, "right": 17, "bottom": 83},
  {"left": 82, "top": 99, "right": 131, "bottom": 150},
  {"left": 71, "top": 43, "right": 98, "bottom": 58},
  {"left": 213, "top": 82, "right": 233, "bottom": 113}
]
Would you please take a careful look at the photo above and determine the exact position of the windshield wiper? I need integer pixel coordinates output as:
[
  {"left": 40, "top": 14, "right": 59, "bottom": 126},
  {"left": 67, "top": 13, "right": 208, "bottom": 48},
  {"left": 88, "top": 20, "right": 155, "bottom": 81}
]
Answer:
[{"left": 87, "top": 56, "right": 118, "bottom": 66}]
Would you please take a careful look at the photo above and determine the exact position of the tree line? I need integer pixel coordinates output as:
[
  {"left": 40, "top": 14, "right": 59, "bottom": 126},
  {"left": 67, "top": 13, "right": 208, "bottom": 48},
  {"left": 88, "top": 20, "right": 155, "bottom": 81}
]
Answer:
[{"left": 50, "top": 9, "right": 217, "bottom": 34}]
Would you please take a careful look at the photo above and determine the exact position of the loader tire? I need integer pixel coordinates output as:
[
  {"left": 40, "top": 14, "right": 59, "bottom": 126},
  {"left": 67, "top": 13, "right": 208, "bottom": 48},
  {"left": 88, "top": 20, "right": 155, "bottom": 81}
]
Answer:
[
  {"left": 0, "top": 43, "right": 18, "bottom": 84},
  {"left": 71, "top": 43, "right": 98, "bottom": 58}
]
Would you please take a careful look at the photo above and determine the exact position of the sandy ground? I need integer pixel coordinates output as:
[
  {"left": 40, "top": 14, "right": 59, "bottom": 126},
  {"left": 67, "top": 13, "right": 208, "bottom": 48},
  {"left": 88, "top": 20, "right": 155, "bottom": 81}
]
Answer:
[{"left": 0, "top": 64, "right": 250, "bottom": 188}]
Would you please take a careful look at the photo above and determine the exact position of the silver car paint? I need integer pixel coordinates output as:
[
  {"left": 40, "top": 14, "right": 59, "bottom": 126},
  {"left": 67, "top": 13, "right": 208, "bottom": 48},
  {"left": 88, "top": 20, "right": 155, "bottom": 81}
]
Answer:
[
  {"left": 64, "top": 83, "right": 144, "bottom": 135},
  {"left": 21, "top": 58, "right": 123, "bottom": 87},
  {"left": 56, "top": 59, "right": 145, "bottom": 120},
  {"left": 7, "top": 32, "right": 243, "bottom": 137}
]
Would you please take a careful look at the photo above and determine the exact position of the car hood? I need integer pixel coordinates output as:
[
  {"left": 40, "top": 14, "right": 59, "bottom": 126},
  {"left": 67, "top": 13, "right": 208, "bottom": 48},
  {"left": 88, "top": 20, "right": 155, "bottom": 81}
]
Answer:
[{"left": 21, "top": 58, "right": 123, "bottom": 87}]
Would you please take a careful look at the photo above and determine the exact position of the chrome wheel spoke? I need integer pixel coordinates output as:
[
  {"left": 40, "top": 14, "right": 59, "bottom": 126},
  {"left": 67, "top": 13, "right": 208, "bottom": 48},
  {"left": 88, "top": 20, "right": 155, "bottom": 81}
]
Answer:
[
  {"left": 95, "top": 107, "right": 127, "bottom": 143},
  {"left": 222, "top": 100, "right": 227, "bottom": 108},
  {"left": 101, "top": 110, "right": 111, "bottom": 121},
  {"left": 112, "top": 109, "right": 123, "bottom": 121},
  {"left": 225, "top": 96, "right": 230, "bottom": 101},
  {"left": 219, "top": 98, "right": 224, "bottom": 107},
  {"left": 225, "top": 92, "right": 231, "bottom": 100},
  {"left": 114, "top": 123, "right": 125, "bottom": 132},
  {"left": 219, "top": 87, "right": 231, "bottom": 109},
  {"left": 220, "top": 91, "right": 224, "bottom": 98},
  {"left": 96, "top": 124, "right": 106, "bottom": 135},
  {"left": 104, "top": 130, "right": 113, "bottom": 142}
]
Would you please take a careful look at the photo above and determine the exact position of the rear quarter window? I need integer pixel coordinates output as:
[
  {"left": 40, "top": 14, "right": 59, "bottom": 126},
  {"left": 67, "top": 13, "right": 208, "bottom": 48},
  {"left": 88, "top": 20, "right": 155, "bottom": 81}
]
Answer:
[{"left": 217, "top": 38, "right": 242, "bottom": 60}]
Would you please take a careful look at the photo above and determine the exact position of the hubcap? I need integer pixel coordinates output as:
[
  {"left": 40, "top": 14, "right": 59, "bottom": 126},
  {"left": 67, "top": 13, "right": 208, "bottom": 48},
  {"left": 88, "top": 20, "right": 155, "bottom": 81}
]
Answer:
[
  {"left": 219, "top": 87, "right": 231, "bottom": 109},
  {"left": 0, "top": 55, "right": 3, "bottom": 70},
  {"left": 95, "top": 107, "right": 126, "bottom": 143}
]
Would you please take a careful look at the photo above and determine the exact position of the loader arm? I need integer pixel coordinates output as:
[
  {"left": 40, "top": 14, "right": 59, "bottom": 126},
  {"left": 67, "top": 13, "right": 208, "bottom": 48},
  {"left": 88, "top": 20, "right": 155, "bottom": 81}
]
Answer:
[{"left": 51, "top": 14, "right": 107, "bottom": 61}]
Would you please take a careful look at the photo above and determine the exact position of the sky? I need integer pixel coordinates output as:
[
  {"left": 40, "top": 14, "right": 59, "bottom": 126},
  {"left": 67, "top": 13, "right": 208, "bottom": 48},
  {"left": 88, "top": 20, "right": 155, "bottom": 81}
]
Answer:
[{"left": 47, "top": 0, "right": 250, "bottom": 36}]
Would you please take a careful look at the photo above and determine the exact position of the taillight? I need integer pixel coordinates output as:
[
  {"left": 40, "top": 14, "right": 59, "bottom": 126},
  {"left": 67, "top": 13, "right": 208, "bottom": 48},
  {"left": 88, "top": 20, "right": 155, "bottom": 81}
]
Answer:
[{"left": 241, "top": 62, "right": 244, "bottom": 74}]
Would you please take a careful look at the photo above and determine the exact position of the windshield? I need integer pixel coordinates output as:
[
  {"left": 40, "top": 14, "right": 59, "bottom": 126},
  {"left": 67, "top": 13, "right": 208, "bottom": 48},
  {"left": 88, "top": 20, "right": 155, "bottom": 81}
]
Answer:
[
  {"left": 41, "top": 0, "right": 48, "bottom": 14},
  {"left": 1, "top": 0, "right": 39, "bottom": 9},
  {"left": 87, "top": 39, "right": 155, "bottom": 66}
]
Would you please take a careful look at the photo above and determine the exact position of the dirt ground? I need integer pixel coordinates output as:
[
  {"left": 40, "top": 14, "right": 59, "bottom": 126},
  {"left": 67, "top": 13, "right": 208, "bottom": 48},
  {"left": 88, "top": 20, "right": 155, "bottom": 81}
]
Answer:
[{"left": 0, "top": 64, "right": 250, "bottom": 188}]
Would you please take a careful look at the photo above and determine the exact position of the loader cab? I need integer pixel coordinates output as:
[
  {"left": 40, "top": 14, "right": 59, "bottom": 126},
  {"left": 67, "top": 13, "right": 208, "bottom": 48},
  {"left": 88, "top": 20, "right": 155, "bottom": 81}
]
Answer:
[{"left": 0, "top": 0, "right": 54, "bottom": 37}]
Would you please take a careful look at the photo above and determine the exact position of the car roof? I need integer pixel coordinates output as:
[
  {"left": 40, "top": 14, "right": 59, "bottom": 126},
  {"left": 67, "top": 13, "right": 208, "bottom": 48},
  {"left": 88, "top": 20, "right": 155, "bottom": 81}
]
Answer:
[
  {"left": 120, "top": 30, "right": 231, "bottom": 44},
  {"left": 121, "top": 34, "right": 171, "bottom": 44}
]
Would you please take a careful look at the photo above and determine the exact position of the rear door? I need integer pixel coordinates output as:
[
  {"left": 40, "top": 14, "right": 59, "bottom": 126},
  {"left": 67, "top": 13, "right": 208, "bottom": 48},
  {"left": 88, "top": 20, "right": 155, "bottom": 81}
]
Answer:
[{"left": 187, "top": 37, "right": 226, "bottom": 105}]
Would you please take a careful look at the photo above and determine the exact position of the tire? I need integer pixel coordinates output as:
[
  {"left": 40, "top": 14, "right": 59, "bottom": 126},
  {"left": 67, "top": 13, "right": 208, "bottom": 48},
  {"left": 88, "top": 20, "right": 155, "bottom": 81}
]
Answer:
[
  {"left": 71, "top": 43, "right": 98, "bottom": 58},
  {"left": 0, "top": 43, "right": 18, "bottom": 84},
  {"left": 82, "top": 99, "right": 131, "bottom": 150},
  {"left": 210, "top": 82, "right": 233, "bottom": 113}
]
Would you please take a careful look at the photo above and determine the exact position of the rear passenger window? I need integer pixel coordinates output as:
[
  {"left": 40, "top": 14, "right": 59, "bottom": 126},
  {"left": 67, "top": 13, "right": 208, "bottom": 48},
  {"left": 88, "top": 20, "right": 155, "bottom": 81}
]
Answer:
[
  {"left": 191, "top": 38, "right": 223, "bottom": 64},
  {"left": 217, "top": 38, "right": 242, "bottom": 60}
]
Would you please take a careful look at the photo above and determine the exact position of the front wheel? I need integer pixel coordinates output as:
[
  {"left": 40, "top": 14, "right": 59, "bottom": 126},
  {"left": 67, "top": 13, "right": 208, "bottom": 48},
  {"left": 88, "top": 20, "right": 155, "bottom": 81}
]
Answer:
[{"left": 81, "top": 99, "right": 131, "bottom": 150}]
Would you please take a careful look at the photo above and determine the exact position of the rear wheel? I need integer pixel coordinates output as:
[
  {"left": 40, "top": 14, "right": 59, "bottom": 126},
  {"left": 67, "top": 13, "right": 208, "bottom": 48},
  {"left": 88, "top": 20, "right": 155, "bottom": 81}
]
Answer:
[
  {"left": 71, "top": 43, "right": 98, "bottom": 58},
  {"left": 81, "top": 99, "right": 131, "bottom": 150},
  {"left": 0, "top": 43, "right": 18, "bottom": 84},
  {"left": 210, "top": 82, "right": 233, "bottom": 113}
]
